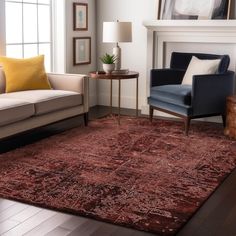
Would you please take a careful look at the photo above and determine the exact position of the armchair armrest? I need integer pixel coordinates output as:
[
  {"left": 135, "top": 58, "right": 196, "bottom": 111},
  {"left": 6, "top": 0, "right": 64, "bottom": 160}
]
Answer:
[
  {"left": 47, "top": 73, "right": 87, "bottom": 93},
  {"left": 151, "top": 69, "right": 185, "bottom": 87},
  {"left": 192, "top": 71, "right": 235, "bottom": 116},
  {"left": 47, "top": 73, "right": 89, "bottom": 113}
]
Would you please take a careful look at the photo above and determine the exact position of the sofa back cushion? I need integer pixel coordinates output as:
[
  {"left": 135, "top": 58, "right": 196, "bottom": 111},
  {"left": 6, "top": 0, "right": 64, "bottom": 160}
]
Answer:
[
  {"left": 0, "top": 67, "right": 6, "bottom": 94},
  {"left": 170, "top": 52, "right": 230, "bottom": 74},
  {"left": 0, "top": 55, "right": 51, "bottom": 93}
]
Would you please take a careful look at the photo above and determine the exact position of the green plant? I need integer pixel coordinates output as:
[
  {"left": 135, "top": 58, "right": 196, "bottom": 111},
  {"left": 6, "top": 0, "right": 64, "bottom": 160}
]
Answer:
[{"left": 100, "top": 53, "right": 116, "bottom": 64}]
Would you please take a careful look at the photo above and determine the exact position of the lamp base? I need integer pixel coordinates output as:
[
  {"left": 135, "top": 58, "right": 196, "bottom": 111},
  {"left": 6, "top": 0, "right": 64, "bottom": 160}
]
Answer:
[{"left": 113, "top": 44, "right": 121, "bottom": 70}]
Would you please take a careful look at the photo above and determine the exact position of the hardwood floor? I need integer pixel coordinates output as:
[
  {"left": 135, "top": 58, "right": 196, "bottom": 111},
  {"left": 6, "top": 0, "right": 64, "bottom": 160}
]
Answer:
[
  {"left": 1, "top": 106, "right": 236, "bottom": 236},
  {"left": 0, "top": 199, "right": 154, "bottom": 236}
]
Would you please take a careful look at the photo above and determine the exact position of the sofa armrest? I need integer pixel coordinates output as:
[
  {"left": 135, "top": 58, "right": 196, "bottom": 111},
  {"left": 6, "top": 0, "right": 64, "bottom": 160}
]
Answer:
[
  {"left": 192, "top": 71, "right": 235, "bottom": 116},
  {"left": 47, "top": 73, "right": 89, "bottom": 113},
  {"left": 151, "top": 69, "right": 185, "bottom": 87}
]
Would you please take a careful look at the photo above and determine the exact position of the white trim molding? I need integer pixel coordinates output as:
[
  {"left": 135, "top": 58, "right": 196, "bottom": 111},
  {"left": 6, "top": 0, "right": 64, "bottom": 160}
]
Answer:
[
  {"left": 143, "top": 20, "right": 236, "bottom": 32},
  {"left": 144, "top": 19, "right": 236, "bottom": 70},
  {"left": 52, "top": 0, "right": 66, "bottom": 73},
  {"left": 0, "top": 0, "right": 6, "bottom": 56}
]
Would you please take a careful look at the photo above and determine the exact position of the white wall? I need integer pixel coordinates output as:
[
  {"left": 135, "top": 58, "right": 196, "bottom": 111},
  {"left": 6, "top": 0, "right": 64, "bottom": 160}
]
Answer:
[
  {"left": 52, "top": 0, "right": 66, "bottom": 73},
  {"left": 65, "top": 0, "right": 97, "bottom": 107},
  {"left": 96, "top": 0, "right": 157, "bottom": 109},
  {"left": 0, "top": 0, "right": 6, "bottom": 56}
]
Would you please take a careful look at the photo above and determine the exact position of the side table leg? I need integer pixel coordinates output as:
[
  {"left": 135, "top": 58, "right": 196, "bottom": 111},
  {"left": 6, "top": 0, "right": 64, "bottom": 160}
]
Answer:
[
  {"left": 136, "top": 77, "right": 139, "bottom": 117},
  {"left": 118, "top": 79, "right": 121, "bottom": 125},
  {"left": 110, "top": 78, "right": 113, "bottom": 115}
]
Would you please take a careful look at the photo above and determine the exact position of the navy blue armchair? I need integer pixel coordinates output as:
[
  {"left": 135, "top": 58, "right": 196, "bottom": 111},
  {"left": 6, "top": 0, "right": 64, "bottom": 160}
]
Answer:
[{"left": 148, "top": 52, "right": 235, "bottom": 135}]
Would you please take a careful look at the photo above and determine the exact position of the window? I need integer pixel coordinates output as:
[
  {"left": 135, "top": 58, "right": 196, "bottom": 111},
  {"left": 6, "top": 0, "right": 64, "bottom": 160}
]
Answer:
[{"left": 5, "top": 0, "right": 52, "bottom": 71}]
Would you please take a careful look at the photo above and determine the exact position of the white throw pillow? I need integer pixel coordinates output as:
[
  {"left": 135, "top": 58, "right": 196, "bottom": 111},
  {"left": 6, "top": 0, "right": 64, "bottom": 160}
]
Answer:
[{"left": 182, "top": 56, "right": 221, "bottom": 85}]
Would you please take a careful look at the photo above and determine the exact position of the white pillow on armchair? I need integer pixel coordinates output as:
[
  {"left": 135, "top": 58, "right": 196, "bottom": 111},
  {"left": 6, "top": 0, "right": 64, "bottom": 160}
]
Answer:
[{"left": 182, "top": 56, "right": 221, "bottom": 85}]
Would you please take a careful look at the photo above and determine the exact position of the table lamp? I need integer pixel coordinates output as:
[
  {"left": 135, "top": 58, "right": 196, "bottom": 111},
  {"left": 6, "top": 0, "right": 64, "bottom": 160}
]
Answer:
[{"left": 103, "top": 21, "right": 132, "bottom": 71}]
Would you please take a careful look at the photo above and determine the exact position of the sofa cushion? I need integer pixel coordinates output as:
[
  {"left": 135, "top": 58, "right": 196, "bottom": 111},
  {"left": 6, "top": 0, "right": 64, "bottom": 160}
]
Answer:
[
  {"left": 0, "top": 90, "right": 83, "bottom": 115},
  {"left": 0, "top": 99, "right": 35, "bottom": 126},
  {"left": 150, "top": 85, "right": 192, "bottom": 107},
  {"left": 0, "top": 67, "right": 5, "bottom": 94},
  {"left": 0, "top": 55, "right": 51, "bottom": 93}
]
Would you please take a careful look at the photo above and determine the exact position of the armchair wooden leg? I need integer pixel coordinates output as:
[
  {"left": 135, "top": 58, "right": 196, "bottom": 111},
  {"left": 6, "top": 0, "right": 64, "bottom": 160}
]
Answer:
[
  {"left": 83, "top": 112, "right": 89, "bottom": 126},
  {"left": 222, "top": 114, "right": 226, "bottom": 127},
  {"left": 149, "top": 106, "right": 154, "bottom": 122},
  {"left": 184, "top": 117, "right": 191, "bottom": 136}
]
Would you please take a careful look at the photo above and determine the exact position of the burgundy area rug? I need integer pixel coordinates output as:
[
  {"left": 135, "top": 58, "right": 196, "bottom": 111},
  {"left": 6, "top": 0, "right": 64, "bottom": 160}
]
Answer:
[{"left": 0, "top": 116, "right": 236, "bottom": 235}]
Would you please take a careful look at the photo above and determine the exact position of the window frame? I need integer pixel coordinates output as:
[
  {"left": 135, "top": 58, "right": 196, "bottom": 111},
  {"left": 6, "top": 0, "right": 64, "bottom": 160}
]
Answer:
[{"left": 4, "top": 0, "right": 53, "bottom": 71}]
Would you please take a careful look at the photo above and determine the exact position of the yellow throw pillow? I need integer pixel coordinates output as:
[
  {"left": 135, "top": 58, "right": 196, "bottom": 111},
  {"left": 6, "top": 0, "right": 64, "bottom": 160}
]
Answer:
[{"left": 0, "top": 55, "right": 51, "bottom": 93}]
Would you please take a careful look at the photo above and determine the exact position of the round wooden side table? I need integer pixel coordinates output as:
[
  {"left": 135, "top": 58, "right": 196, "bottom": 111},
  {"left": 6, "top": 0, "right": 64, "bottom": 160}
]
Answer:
[
  {"left": 224, "top": 96, "right": 236, "bottom": 138},
  {"left": 90, "top": 71, "right": 139, "bottom": 125}
]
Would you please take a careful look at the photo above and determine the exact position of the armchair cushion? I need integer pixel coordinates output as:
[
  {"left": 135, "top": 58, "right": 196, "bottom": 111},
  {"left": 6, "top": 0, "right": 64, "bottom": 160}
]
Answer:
[
  {"left": 151, "top": 84, "right": 192, "bottom": 107},
  {"left": 182, "top": 56, "right": 220, "bottom": 85}
]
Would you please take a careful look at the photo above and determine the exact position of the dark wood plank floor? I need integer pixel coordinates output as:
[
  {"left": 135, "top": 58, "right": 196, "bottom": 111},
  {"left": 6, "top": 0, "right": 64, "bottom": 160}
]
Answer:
[{"left": 1, "top": 106, "right": 236, "bottom": 236}]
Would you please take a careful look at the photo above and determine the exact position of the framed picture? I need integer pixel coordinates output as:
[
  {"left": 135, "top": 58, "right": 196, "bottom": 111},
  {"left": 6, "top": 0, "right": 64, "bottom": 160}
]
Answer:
[
  {"left": 212, "top": 0, "right": 231, "bottom": 19},
  {"left": 157, "top": 0, "right": 162, "bottom": 19},
  {"left": 73, "top": 37, "right": 91, "bottom": 65},
  {"left": 73, "top": 3, "right": 88, "bottom": 31},
  {"left": 160, "top": 0, "right": 231, "bottom": 20}
]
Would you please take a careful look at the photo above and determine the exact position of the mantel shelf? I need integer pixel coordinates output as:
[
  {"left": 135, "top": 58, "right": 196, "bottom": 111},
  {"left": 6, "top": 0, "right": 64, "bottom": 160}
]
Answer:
[{"left": 143, "top": 20, "right": 236, "bottom": 32}]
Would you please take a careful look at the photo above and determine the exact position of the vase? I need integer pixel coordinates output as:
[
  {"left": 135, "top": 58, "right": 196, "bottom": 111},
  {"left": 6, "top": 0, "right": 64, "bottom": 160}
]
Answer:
[{"left": 103, "top": 63, "right": 115, "bottom": 74}]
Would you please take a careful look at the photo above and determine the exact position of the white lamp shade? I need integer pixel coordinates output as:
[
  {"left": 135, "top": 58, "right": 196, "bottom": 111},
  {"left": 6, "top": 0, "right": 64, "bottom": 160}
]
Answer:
[{"left": 103, "top": 22, "right": 132, "bottom": 43}]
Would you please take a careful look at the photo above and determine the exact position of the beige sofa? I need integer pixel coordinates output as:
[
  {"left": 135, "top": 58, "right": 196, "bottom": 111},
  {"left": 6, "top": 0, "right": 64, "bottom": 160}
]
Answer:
[{"left": 0, "top": 68, "right": 89, "bottom": 140}]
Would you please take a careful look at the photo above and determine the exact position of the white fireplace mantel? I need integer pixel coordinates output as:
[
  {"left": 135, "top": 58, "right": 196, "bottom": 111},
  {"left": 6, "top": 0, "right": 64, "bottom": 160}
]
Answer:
[
  {"left": 142, "top": 20, "right": 236, "bottom": 115},
  {"left": 143, "top": 20, "right": 236, "bottom": 32},
  {"left": 144, "top": 20, "right": 236, "bottom": 69}
]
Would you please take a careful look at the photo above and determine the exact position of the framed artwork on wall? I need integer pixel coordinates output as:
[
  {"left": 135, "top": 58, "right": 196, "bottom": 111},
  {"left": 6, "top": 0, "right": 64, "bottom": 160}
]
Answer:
[
  {"left": 212, "top": 0, "right": 231, "bottom": 19},
  {"left": 159, "top": 0, "right": 231, "bottom": 20},
  {"left": 157, "top": 0, "right": 162, "bottom": 19},
  {"left": 73, "top": 3, "right": 88, "bottom": 31},
  {"left": 73, "top": 37, "right": 91, "bottom": 65}
]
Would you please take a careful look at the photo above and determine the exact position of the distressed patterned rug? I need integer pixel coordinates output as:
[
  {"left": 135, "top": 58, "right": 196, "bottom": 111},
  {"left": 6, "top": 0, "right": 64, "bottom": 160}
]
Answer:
[{"left": 0, "top": 116, "right": 236, "bottom": 235}]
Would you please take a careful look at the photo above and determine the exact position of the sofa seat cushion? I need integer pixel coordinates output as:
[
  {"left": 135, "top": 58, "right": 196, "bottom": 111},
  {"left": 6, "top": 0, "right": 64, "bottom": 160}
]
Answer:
[
  {"left": 0, "top": 90, "right": 83, "bottom": 115},
  {"left": 0, "top": 99, "right": 35, "bottom": 126},
  {"left": 150, "top": 85, "right": 192, "bottom": 107}
]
